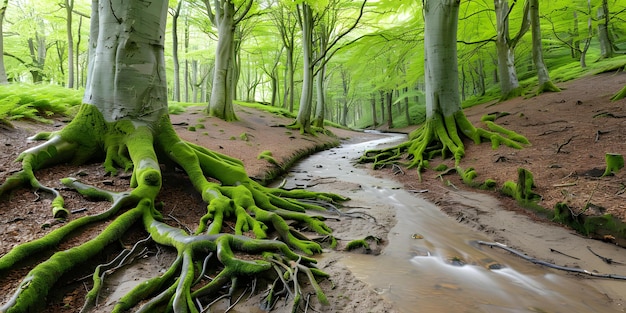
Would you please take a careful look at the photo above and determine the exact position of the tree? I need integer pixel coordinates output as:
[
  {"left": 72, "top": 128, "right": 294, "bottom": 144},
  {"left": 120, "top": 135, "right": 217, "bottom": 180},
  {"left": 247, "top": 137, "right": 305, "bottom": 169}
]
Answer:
[
  {"left": 204, "top": 0, "right": 254, "bottom": 121},
  {"left": 64, "top": 0, "right": 74, "bottom": 88},
  {"left": 0, "top": 0, "right": 8, "bottom": 84},
  {"left": 269, "top": 0, "right": 298, "bottom": 112},
  {"left": 494, "top": 0, "right": 529, "bottom": 100},
  {"left": 597, "top": 0, "right": 613, "bottom": 59},
  {"left": 290, "top": 0, "right": 367, "bottom": 134},
  {"left": 528, "top": 0, "right": 559, "bottom": 93},
  {"left": 170, "top": 0, "right": 183, "bottom": 102},
  {"left": 360, "top": 0, "right": 527, "bottom": 178},
  {"left": 0, "top": 1, "right": 343, "bottom": 311}
]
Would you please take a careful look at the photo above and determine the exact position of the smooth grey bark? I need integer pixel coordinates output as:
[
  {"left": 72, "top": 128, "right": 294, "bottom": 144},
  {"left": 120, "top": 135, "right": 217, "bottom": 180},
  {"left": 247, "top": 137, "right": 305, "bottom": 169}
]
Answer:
[
  {"left": 83, "top": 0, "right": 168, "bottom": 124},
  {"left": 270, "top": 2, "right": 297, "bottom": 112},
  {"left": 0, "top": 0, "right": 8, "bottom": 84},
  {"left": 205, "top": 0, "right": 253, "bottom": 121},
  {"left": 423, "top": 0, "right": 461, "bottom": 118},
  {"left": 294, "top": 2, "right": 314, "bottom": 132},
  {"left": 293, "top": 0, "right": 367, "bottom": 132},
  {"left": 528, "top": 0, "right": 558, "bottom": 93},
  {"left": 385, "top": 91, "right": 392, "bottom": 128},
  {"left": 597, "top": 0, "right": 613, "bottom": 59},
  {"left": 493, "top": 0, "right": 528, "bottom": 100},
  {"left": 370, "top": 92, "right": 377, "bottom": 127},
  {"left": 170, "top": 0, "right": 182, "bottom": 102},
  {"left": 65, "top": 0, "right": 74, "bottom": 88},
  {"left": 312, "top": 18, "right": 329, "bottom": 128}
]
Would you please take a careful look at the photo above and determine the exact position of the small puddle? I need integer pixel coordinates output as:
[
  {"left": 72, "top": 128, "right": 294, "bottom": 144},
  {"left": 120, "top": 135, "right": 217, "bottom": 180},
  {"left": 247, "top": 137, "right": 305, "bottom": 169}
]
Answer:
[{"left": 283, "top": 132, "right": 618, "bottom": 313}]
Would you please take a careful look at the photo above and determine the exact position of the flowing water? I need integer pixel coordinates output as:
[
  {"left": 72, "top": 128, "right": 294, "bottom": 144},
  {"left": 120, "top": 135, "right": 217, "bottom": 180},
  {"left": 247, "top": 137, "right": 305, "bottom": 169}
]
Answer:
[{"left": 282, "top": 132, "right": 621, "bottom": 313}]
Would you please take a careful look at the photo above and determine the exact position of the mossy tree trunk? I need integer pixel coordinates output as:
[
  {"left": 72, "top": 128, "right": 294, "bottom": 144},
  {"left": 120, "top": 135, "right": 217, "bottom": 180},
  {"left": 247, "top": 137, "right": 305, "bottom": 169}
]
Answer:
[
  {"left": 0, "top": 1, "right": 341, "bottom": 312},
  {"left": 359, "top": 0, "right": 528, "bottom": 176}
]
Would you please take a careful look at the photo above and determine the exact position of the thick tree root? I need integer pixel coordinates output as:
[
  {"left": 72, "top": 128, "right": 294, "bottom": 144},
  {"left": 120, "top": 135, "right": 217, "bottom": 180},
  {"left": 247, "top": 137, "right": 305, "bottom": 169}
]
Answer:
[
  {"left": 0, "top": 104, "right": 339, "bottom": 313},
  {"left": 359, "top": 111, "right": 528, "bottom": 179}
]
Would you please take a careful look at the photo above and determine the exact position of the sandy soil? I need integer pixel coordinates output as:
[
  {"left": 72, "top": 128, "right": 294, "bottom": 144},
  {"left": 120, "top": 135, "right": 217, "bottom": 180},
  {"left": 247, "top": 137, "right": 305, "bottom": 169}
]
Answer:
[{"left": 1, "top": 71, "right": 626, "bottom": 312}]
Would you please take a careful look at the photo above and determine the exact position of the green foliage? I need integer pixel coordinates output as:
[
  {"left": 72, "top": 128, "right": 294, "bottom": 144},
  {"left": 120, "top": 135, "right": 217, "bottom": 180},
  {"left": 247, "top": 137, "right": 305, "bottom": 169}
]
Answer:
[
  {"left": 0, "top": 84, "right": 82, "bottom": 124},
  {"left": 236, "top": 101, "right": 296, "bottom": 118},
  {"left": 168, "top": 102, "right": 200, "bottom": 115}
]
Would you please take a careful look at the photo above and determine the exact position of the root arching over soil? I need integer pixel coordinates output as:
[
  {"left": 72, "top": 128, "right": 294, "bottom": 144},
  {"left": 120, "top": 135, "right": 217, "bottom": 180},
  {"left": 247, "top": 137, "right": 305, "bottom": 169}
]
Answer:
[
  {"left": 358, "top": 110, "right": 529, "bottom": 180},
  {"left": 0, "top": 104, "right": 346, "bottom": 313}
]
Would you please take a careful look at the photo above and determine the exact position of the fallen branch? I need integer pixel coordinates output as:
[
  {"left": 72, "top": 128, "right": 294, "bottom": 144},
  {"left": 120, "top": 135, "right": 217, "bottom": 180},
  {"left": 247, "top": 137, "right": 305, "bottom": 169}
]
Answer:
[
  {"left": 476, "top": 241, "right": 626, "bottom": 280},
  {"left": 587, "top": 246, "right": 624, "bottom": 265},
  {"left": 539, "top": 126, "right": 572, "bottom": 136},
  {"left": 549, "top": 248, "right": 580, "bottom": 260},
  {"left": 556, "top": 136, "right": 575, "bottom": 154}
]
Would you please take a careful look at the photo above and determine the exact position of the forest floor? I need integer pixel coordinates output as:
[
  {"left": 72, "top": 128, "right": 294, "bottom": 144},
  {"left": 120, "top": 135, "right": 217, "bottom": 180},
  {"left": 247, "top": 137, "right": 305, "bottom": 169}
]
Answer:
[{"left": 1, "top": 71, "right": 626, "bottom": 312}]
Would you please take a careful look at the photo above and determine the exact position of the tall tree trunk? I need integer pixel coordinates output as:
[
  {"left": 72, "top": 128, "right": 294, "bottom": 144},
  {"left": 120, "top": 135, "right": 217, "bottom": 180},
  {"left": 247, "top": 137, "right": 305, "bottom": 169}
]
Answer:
[
  {"left": 184, "top": 17, "right": 190, "bottom": 102},
  {"left": 379, "top": 90, "right": 385, "bottom": 122},
  {"left": 423, "top": 0, "right": 462, "bottom": 119},
  {"left": 208, "top": 1, "right": 237, "bottom": 121},
  {"left": 312, "top": 21, "right": 329, "bottom": 128},
  {"left": 83, "top": 0, "right": 168, "bottom": 123},
  {"left": 293, "top": 3, "right": 314, "bottom": 133},
  {"left": 0, "top": 0, "right": 8, "bottom": 84},
  {"left": 528, "top": 0, "right": 559, "bottom": 93},
  {"left": 403, "top": 87, "right": 410, "bottom": 126},
  {"left": 386, "top": 91, "right": 393, "bottom": 129},
  {"left": 370, "top": 92, "right": 377, "bottom": 127},
  {"left": 65, "top": 0, "right": 74, "bottom": 88},
  {"left": 597, "top": 0, "right": 613, "bottom": 59},
  {"left": 170, "top": 1, "right": 182, "bottom": 102},
  {"left": 76, "top": 15, "right": 83, "bottom": 88},
  {"left": 494, "top": 0, "right": 526, "bottom": 100},
  {"left": 313, "top": 65, "right": 326, "bottom": 127}
]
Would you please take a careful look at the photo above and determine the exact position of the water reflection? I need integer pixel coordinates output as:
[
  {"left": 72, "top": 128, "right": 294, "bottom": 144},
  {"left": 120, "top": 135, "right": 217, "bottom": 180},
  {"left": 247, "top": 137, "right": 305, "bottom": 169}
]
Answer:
[{"left": 285, "top": 132, "right": 620, "bottom": 313}]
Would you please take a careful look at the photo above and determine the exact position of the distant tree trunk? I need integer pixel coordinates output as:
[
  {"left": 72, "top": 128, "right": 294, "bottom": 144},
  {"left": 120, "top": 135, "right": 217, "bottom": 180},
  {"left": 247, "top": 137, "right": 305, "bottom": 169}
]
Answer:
[
  {"left": 386, "top": 91, "right": 393, "bottom": 129},
  {"left": 170, "top": 1, "right": 182, "bottom": 102},
  {"left": 285, "top": 47, "right": 294, "bottom": 111},
  {"left": 370, "top": 92, "right": 377, "bottom": 127},
  {"left": 184, "top": 17, "right": 190, "bottom": 102},
  {"left": 528, "top": 0, "right": 559, "bottom": 93},
  {"left": 65, "top": 0, "right": 74, "bottom": 88},
  {"left": 494, "top": 0, "right": 528, "bottom": 100},
  {"left": 597, "top": 0, "right": 613, "bottom": 59},
  {"left": 571, "top": 11, "right": 580, "bottom": 59},
  {"left": 341, "top": 69, "right": 350, "bottom": 126},
  {"left": 579, "top": 0, "right": 593, "bottom": 68},
  {"left": 313, "top": 65, "right": 326, "bottom": 127},
  {"left": 192, "top": 60, "right": 199, "bottom": 103},
  {"left": 312, "top": 20, "right": 329, "bottom": 128},
  {"left": 0, "top": 0, "right": 8, "bottom": 84},
  {"left": 379, "top": 90, "right": 385, "bottom": 123},
  {"left": 27, "top": 33, "right": 46, "bottom": 83},
  {"left": 403, "top": 86, "right": 410, "bottom": 125},
  {"left": 76, "top": 15, "right": 83, "bottom": 88}
]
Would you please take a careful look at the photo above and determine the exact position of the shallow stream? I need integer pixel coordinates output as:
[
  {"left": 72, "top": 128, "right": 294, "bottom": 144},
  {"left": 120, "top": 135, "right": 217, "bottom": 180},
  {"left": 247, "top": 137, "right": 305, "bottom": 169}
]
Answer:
[{"left": 282, "top": 132, "right": 620, "bottom": 313}]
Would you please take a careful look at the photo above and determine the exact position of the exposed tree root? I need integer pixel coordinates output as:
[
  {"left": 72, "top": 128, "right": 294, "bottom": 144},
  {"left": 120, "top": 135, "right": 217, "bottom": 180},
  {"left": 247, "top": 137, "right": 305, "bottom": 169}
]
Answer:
[
  {"left": 0, "top": 104, "right": 342, "bottom": 313},
  {"left": 359, "top": 111, "right": 529, "bottom": 179}
]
